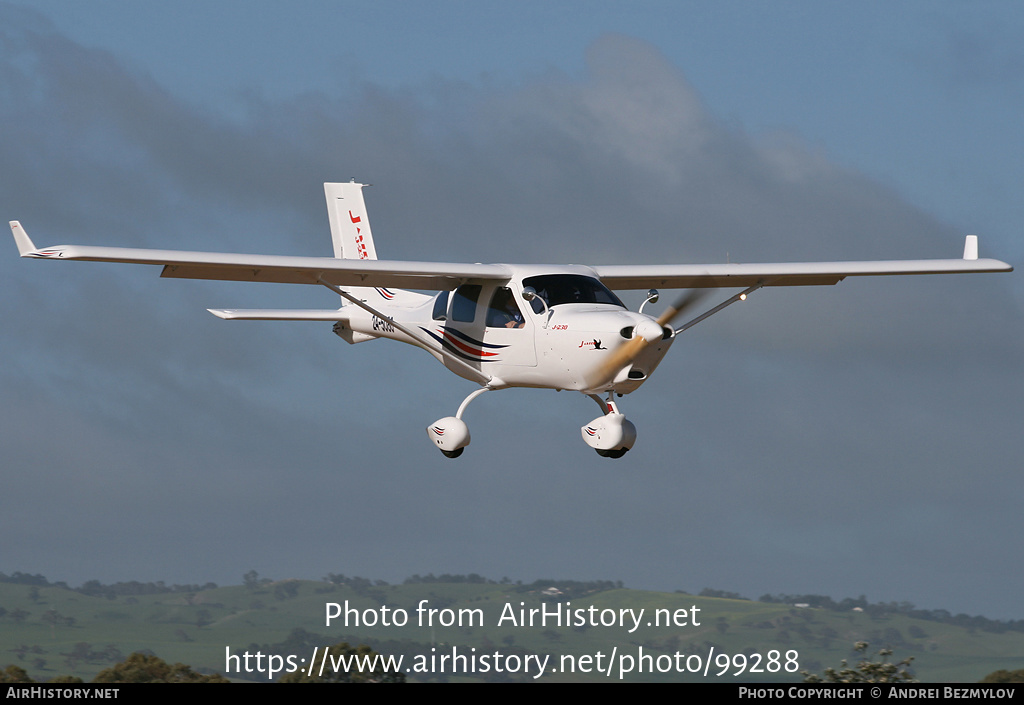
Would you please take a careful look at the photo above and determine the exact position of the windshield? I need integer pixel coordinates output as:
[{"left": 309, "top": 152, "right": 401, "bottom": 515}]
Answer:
[{"left": 522, "top": 274, "right": 625, "bottom": 311}]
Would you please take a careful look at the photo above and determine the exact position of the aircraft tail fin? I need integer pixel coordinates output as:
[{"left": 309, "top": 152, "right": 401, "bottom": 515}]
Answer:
[
  {"left": 324, "top": 181, "right": 426, "bottom": 307},
  {"left": 10, "top": 221, "right": 37, "bottom": 256},
  {"left": 325, "top": 182, "right": 377, "bottom": 261}
]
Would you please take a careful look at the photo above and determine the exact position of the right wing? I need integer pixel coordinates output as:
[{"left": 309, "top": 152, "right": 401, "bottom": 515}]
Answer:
[{"left": 592, "top": 237, "right": 1012, "bottom": 289}]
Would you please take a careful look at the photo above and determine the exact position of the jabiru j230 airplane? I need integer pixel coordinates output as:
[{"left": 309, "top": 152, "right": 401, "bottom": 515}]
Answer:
[{"left": 10, "top": 182, "right": 1013, "bottom": 458}]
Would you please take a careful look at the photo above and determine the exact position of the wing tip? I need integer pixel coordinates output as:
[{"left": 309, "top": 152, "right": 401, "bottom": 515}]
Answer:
[
  {"left": 964, "top": 235, "right": 1013, "bottom": 271},
  {"left": 963, "top": 235, "right": 978, "bottom": 261}
]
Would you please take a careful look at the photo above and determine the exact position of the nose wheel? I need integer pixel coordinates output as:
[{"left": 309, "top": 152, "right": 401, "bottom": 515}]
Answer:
[{"left": 582, "top": 394, "right": 636, "bottom": 459}]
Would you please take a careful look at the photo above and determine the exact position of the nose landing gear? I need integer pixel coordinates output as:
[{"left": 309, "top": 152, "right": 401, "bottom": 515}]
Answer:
[{"left": 581, "top": 394, "right": 636, "bottom": 459}]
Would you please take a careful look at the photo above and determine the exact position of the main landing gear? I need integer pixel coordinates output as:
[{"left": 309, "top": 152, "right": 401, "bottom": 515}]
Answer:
[
  {"left": 427, "top": 388, "right": 636, "bottom": 459},
  {"left": 426, "top": 388, "right": 489, "bottom": 459}
]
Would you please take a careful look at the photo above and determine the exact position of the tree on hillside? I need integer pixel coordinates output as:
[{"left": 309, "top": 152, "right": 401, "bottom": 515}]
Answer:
[
  {"left": 980, "top": 669, "right": 1024, "bottom": 683},
  {"left": 0, "top": 665, "right": 34, "bottom": 683},
  {"left": 0, "top": 664, "right": 83, "bottom": 684},
  {"left": 802, "top": 642, "right": 916, "bottom": 683},
  {"left": 243, "top": 570, "right": 262, "bottom": 591},
  {"left": 92, "top": 652, "right": 228, "bottom": 683}
]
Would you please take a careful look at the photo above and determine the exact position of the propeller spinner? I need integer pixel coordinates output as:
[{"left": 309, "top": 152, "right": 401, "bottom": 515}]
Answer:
[{"left": 587, "top": 289, "right": 706, "bottom": 389}]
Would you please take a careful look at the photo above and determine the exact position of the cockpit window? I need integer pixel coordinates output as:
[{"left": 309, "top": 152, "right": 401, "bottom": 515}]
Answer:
[
  {"left": 486, "top": 287, "right": 525, "bottom": 328},
  {"left": 521, "top": 274, "right": 625, "bottom": 313},
  {"left": 451, "top": 284, "right": 481, "bottom": 322},
  {"left": 432, "top": 291, "right": 449, "bottom": 321}
]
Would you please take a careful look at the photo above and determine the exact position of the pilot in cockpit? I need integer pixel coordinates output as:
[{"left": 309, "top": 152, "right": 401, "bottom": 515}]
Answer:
[{"left": 487, "top": 287, "right": 525, "bottom": 328}]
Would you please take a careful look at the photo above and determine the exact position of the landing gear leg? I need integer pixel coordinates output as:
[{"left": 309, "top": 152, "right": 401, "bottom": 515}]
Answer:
[
  {"left": 581, "top": 392, "right": 636, "bottom": 459},
  {"left": 427, "top": 387, "right": 490, "bottom": 459}
]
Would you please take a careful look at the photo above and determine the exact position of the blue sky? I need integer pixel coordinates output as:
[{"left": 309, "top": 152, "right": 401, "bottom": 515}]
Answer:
[
  {"left": 27, "top": 0, "right": 1024, "bottom": 249},
  {"left": 2, "top": 0, "right": 1022, "bottom": 634}
]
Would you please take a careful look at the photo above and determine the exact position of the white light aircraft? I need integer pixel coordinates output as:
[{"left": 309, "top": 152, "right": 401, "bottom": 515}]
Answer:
[{"left": 11, "top": 182, "right": 1013, "bottom": 458}]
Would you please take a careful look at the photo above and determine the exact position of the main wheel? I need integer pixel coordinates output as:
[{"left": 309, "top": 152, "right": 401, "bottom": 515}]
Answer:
[{"left": 440, "top": 448, "right": 464, "bottom": 459}]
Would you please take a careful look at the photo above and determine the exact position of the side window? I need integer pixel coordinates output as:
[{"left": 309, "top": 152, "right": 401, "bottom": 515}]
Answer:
[
  {"left": 486, "top": 287, "right": 525, "bottom": 328},
  {"left": 450, "top": 284, "right": 481, "bottom": 323},
  {"left": 432, "top": 291, "right": 449, "bottom": 321}
]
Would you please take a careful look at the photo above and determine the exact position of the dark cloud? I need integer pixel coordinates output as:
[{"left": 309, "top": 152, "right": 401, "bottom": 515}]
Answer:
[{"left": 1, "top": 11, "right": 1020, "bottom": 618}]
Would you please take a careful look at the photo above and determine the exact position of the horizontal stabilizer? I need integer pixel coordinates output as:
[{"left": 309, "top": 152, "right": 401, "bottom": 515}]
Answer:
[{"left": 208, "top": 309, "right": 350, "bottom": 321}]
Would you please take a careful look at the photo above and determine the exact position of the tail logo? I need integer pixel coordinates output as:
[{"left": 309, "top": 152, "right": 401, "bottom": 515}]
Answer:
[{"left": 349, "top": 210, "right": 369, "bottom": 259}]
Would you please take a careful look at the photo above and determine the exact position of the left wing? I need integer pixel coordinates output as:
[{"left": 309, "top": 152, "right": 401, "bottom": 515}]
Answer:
[
  {"left": 10, "top": 221, "right": 510, "bottom": 291},
  {"left": 593, "top": 236, "right": 1011, "bottom": 289}
]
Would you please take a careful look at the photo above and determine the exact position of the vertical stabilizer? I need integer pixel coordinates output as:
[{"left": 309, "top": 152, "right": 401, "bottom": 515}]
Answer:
[
  {"left": 325, "top": 182, "right": 377, "bottom": 260},
  {"left": 323, "top": 181, "right": 426, "bottom": 309}
]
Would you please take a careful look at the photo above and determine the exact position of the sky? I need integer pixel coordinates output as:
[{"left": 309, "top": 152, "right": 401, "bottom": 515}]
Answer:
[{"left": 2, "top": 0, "right": 1022, "bottom": 624}]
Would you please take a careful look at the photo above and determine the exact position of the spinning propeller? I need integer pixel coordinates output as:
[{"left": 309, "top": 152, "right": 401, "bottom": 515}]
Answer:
[{"left": 587, "top": 289, "right": 707, "bottom": 389}]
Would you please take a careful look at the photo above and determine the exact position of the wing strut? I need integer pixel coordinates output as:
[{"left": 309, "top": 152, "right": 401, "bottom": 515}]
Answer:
[
  {"left": 316, "top": 277, "right": 492, "bottom": 386},
  {"left": 675, "top": 283, "right": 765, "bottom": 334}
]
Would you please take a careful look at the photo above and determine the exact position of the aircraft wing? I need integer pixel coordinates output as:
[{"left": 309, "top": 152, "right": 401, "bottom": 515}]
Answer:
[
  {"left": 11, "top": 222, "right": 1012, "bottom": 292},
  {"left": 593, "top": 238, "right": 1012, "bottom": 289},
  {"left": 11, "top": 222, "right": 510, "bottom": 290}
]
